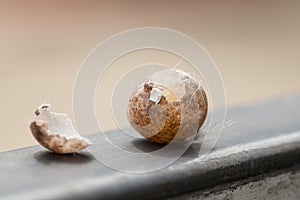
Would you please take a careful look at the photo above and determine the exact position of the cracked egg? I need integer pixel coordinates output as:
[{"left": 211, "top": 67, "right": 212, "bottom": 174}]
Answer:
[
  {"left": 127, "top": 69, "right": 208, "bottom": 144},
  {"left": 29, "top": 104, "right": 91, "bottom": 154}
]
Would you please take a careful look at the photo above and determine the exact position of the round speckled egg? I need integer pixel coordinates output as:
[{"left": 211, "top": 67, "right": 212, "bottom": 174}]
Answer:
[{"left": 127, "top": 69, "right": 208, "bottom": 144}]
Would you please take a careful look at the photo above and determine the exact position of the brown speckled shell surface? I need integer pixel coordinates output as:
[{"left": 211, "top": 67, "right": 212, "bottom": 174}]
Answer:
[
  {"left": 127, "top": 70, "right": 208, "bottom": 144},
  {"left": 30, "top": 121, "right": 89, "bottom": 154}
]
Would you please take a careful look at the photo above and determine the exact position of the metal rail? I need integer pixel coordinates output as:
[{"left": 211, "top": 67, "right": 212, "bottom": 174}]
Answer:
[{"left": 1, "top": 94, "right": 300, "bottom": 199}]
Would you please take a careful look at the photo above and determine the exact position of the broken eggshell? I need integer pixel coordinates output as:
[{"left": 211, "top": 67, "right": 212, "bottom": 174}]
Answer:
[
  {"left": 127, "top": 69, "right": 208, "bottom": 144},
  {"left": 29, "top": 104, "right": 91, "bottom": 154}
]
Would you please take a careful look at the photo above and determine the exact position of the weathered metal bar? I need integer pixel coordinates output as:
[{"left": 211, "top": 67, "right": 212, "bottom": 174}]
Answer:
[{"left": 0, "top": 94, "right": 300, "bottom": 200}]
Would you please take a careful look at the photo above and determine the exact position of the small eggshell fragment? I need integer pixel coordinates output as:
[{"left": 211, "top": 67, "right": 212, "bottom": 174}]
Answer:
[
  {"left": 29, "top": 104, "right": 91, "bottom": 154},
  {"left": 127, "top": 69, "right": 208, "bottom": 144}
]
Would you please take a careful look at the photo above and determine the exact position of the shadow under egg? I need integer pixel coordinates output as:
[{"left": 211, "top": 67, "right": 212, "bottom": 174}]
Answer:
[{"left": 33, "top": 150, "right": 94, "bottom": 165}]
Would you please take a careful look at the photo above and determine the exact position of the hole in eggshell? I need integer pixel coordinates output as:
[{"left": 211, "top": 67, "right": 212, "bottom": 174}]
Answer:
[
  {"left": 41, "top": 105, "right": 49, "bottom": 109},
  {"left": 35, "top": 109, "right": 40, "bottom": 116}
]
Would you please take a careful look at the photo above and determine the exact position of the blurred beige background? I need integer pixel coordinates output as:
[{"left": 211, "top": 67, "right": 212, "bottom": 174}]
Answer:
[{"left": 0, "top": 0, "right": 300, "bottom": 152}]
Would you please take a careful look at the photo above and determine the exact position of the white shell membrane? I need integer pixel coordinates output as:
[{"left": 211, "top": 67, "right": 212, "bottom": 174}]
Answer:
[{"left": 29, "top": 104, "right": 91, "bottom": 154}]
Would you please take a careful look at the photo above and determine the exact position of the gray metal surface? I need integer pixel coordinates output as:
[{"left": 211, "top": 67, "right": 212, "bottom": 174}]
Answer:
[
  {"left": 1, "top": 94, "right": 300, "bottom": 199},
  {"left": 174, "top": 169, "right": 300, "bottom": 200}
]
